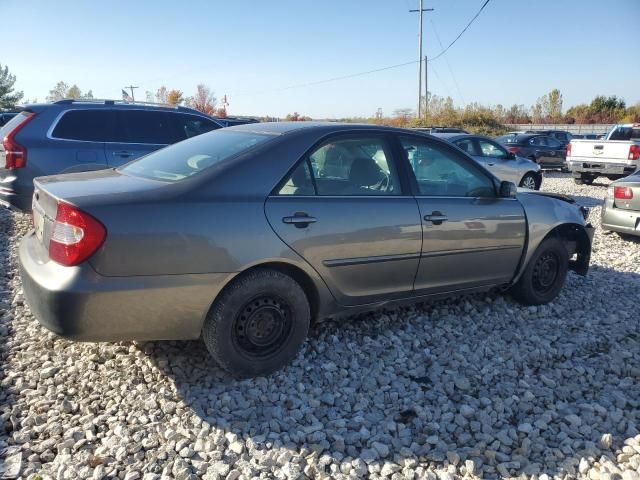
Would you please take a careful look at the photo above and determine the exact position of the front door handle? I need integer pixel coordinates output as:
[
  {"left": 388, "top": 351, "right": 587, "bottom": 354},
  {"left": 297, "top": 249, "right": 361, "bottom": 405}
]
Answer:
[
  {"left": 424, "top": 211, "right": 448, "bottom": 225},
  {"left": 283, "top": 212, "right": 317, "bottom": 228},
  {"left": 113, "top": 151, "right": 133, "bottom": 158},
  {"left": 487, "top": 162, "right": 495, "bottom": 166}
]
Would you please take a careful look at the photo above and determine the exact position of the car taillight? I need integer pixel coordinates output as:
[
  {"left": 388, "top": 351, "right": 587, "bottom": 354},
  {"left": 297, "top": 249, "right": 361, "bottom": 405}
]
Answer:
[
  {"left": 566, "top": 143, "right": 572, "bottom": 157},
  {"left": 49, "top": 202, "right": 106, "bottom": 266},
  {"left": 628, "top": 144, "right": 640, "bottom": 161},
  {"left": 614, "top": 186, "right": 634, "bottom": 200},
  {"left": 2, "top": 112, "right": 35, "bottom": 169},
  {"left": 508, "top": 146, "right": 521, "bottom": 154}
]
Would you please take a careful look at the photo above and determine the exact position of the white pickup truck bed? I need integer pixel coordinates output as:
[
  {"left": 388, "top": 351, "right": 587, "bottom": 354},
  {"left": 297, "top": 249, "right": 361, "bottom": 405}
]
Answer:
[{"left": 567, "top": 124, "right": 640, "bottom": 185}]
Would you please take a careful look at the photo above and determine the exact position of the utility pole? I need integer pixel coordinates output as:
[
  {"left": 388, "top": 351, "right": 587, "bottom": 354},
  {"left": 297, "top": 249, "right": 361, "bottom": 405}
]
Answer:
[
  {"left": 409, "top": 1, "right": 433, "bottom": 119},
  {"left": 424, "top": 55, "right": 428, "bottom": 121},
  {"left": 124, "top": 85, "right": 138, "bottom": 102}
]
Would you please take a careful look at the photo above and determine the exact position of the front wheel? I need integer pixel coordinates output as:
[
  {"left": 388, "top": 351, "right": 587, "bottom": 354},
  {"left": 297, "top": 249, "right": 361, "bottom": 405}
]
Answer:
[
  {"left": 519, "top": 172, "right": 539, "bottom": 190},
  {"left": 510, "top": 237, "right": 569, "bottom": 305},
  {"left": 202, "top": 269, "right": 310, "bottom": 377}
]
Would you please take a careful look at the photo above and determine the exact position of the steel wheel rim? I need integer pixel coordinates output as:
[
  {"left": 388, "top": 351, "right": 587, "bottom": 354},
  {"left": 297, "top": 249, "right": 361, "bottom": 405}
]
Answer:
[
  {"left": 233, "top": 295, "right": 292, "bottom": 358},
  {"left": 523, "top": 176, "right": 536, "bottom": 189},
  {"left": 532, "top": 252, "right": 559, "bottom": 293}
]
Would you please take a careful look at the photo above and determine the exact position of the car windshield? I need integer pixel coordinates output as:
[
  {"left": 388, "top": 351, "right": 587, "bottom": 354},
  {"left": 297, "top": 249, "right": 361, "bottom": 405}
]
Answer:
[{"left": 119, "top": 129, "right": 273, "bottom": 182}]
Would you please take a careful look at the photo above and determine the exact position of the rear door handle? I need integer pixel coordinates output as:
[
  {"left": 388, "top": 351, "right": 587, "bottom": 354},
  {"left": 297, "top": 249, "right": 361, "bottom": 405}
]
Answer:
[
  {"left": 283, "top": 212, "right": 317, "bottom": 228},
  {"left": 424, "top": 211, "right": 448, "bottom": 225},
  {"left": 113, "top": 151, "right": 133, "bottom": 158}
]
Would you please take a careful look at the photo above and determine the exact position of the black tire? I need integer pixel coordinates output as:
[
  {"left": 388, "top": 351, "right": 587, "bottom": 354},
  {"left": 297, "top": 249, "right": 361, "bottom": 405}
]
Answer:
[
  {"left": 574, "top": 175, "right": 594, "bottom": 185},
  {"left": 202, "top": 268, "right": 310, "bottom": 377},
  {"left": 519, "top": 172, "right": 539, "bottom": 190},
  {"left": 510, "top": 237, "right": 569, "bottom": 305}
]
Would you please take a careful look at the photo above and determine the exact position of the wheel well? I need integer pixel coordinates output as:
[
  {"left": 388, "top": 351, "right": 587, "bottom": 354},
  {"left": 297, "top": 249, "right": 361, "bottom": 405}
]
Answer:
[
  {"left": 240, "top": 262, "right": 320, "bottom": 322},
  {"left": 541, "top": 223, "right": 591, "bottom": 275}
]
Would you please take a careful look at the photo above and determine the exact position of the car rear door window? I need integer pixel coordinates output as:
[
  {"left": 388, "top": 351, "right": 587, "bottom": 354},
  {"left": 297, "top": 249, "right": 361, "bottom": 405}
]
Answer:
[
  {"left": 546, "top": 137, "right": 562, "bottom": 148},
  {"left": 400, "top": 136, "right": 495, "bottom": 197},
  {"left": 477, "top": 139, "right": 508, "bottom": 158},
  {"left": 116, "top": 110, "right": 180, "bottom": 145},
  {"left": 171, "top": 113, "right": 220, "bottom": 140},
  {"left": 51, "top": 110, "right": 115, "bottom": 142},
  {"left": 453, "top": 138, "right": 479, "bottom": 156}
]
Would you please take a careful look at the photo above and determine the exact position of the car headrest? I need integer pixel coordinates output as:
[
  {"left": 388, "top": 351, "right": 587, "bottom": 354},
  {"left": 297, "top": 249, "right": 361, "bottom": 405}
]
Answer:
[{"left": 349, "top": 157, "right": 382, "bottom": 187}]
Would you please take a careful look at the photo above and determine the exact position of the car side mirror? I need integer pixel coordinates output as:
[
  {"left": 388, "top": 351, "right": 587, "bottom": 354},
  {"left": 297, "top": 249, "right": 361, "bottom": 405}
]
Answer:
[
  {"left": 507, "top": 152, "right": 516, "bottom": 160},
  {"left": 499, "top": 180, "right": 517, "bottom": 198}
]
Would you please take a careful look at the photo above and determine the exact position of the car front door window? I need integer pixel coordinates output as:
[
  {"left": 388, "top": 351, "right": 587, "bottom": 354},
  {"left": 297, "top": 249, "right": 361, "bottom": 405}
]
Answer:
[
  {"left": 400, "top": 137, "right": 495, "bottom": 197},
  {"left": 478, "top": 140, "right": 508, "bottom": 159}
]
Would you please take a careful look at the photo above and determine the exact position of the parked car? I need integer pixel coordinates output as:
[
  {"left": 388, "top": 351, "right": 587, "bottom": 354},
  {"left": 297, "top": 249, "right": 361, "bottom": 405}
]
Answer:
[
  {"left": 433, "top": 133, "right": 542, "bottom": 189},
  {"left": 601, "top": 171, "right": 640, "bottom": 238},
  {"left": 214, "top": 117, "right": 260, "bottom": 127},
  {"left": 413, "top": 126, "right": 470, "bottom": 134},
  {"left": 20, "top": 123, "right": 594, "bottom": 377},
  {"left": 0, "top": 99, "right": 222, "bottom": 212},
  {"left": 0, "top": 112, "right": 18, "bottom": 127},
  {"left": 524, "top": 129, "right": 572, "bottom": 146},
  {"left": 495, "top": 133, "right": 567, "bottom": 170},
  {"left": 567, "top": 123, "right": 640, "bottom": 185}
]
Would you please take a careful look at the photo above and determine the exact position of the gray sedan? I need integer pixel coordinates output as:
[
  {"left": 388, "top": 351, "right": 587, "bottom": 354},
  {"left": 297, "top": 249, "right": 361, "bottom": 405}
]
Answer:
[
  {"left": 602, "top": 171, "right": 640, "bottom": 238},
  {"left": 20, "top": 123, "right": 594, "bottom": 377},
  {"left": 433, "top": 133, "right": 542, "bottom": 189}
]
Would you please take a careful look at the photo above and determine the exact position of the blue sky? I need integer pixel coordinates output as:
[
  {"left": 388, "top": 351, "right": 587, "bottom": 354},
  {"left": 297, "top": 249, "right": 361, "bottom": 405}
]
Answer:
[{"left": 3, "top": 0, "right": 639, "bottom": 118}]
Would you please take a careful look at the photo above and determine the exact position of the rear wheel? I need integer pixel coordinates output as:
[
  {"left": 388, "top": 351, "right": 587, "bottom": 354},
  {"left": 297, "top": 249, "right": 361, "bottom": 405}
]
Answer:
[
  {"left": 574, "top": 174, "right": 594, "bottom": 185},
  {"left": 510, "top": 237, "right": 569, "bottom": 305},
  {"left": 519, "top": 172, "right": 539, "bottom": 190},
  {"left": 202, "top": 269, "right": 310, "bottom": 377}
]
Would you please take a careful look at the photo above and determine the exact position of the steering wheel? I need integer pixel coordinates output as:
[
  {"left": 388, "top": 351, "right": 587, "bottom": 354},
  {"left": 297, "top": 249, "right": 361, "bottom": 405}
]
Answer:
[{"left": 373, "top": 171, "right": 390, "bottom": 191}]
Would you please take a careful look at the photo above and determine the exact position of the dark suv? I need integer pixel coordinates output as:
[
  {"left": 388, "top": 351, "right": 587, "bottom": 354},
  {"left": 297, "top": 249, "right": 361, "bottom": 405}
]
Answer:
[{"left": 0, "top": 99, "right": 221, "bottom": 211}]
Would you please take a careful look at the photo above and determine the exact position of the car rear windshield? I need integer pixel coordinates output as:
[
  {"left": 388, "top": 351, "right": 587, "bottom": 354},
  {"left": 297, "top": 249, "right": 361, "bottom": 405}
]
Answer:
[
  {"left": 119, "top": 129, "right": 273, "bottom": 182},
  {"left": 608, "top": 126, "right": 640, "bottom": 141},
  {"left": 496, "top": 134, "right": 528, "bottom": 144}
]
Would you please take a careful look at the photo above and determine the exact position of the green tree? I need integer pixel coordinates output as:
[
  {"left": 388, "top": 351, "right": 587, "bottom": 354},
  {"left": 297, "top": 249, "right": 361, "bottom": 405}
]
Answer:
[
  {"left": 46, "top": 81, "right": 69, "bottom": 102},
  {"left": 0, "top": 64, "right": 24, "bottom": 109}
]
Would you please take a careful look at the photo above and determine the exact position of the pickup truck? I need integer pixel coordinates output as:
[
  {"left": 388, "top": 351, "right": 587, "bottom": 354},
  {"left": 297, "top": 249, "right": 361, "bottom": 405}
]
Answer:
[{"left": 567, "top": 123, "right": 640, "bottom": 185}]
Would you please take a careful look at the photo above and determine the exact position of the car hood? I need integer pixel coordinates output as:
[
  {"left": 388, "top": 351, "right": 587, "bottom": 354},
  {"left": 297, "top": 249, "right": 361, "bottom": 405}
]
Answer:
[{"left": 517, "top": 188, "right": 575, "bottom": 204}]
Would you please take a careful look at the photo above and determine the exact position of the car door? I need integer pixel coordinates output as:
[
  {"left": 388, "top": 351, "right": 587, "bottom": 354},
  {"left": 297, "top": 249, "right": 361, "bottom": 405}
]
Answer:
[
  {"left": 265, "top": 133, "right": 423, "bottom": 306},
  {"left": 397, "top": 134, "right": 526, "bottom": 294},
  {"left": 545, "top": 136, "right": 566, "bottom": 167},
  {"left": 475, "top": 137, "right": 521, "bottom": 184},
  {"left": 104, "top": 110, "right": 178, "bottom": 166},
  {"left": 48, "top": 109, "right": 113, "bottom": 173}
]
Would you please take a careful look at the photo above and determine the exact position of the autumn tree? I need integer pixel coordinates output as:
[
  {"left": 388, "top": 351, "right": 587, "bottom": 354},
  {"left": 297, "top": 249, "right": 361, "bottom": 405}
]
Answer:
[
  {"left": 0, "top": 63, "right": 24, "bottom": 109},
  {"left": 285, "top": 112, "right": 311, "bottom": 121},
  {"left": 46, "top": 81, "right": 93, "bottom": 102},
  {"left": 187, "top": 84, "right": 217, "bottom": 115},
  {"left": 532, "top": 89, "right": 563, "bottom": 123},
  {"left": 167, "top": 89, "right": 184, "bottom": 106}
]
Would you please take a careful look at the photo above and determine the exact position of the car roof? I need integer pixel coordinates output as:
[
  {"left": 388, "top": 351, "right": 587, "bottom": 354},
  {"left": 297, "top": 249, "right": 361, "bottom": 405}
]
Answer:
[
  {"left": 21, "top": 99, "right": 213, "bottom": 117},
  {"left": 224, "top": 121, "right": 429, "bottom": 136}
]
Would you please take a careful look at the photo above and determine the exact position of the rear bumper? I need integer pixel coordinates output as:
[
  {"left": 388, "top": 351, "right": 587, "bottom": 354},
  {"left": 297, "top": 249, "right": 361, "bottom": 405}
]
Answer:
[
  {"left": 601, "top": 204, "right": 640, "bottom": 237},
  {"left": 19, "top": 232, "right": 234, "bottom": 341},
  {"left": 0, "top": 170, "right": 34, "bottom": 212},
  {"left": 568, "top": 160, "right": 637, "bottom": 177}
]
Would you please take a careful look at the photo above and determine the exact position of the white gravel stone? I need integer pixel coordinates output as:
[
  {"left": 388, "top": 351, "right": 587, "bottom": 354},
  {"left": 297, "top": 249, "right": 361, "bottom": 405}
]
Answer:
[{"left": 0, "top": 174, "right": 639, "bottom": 479}]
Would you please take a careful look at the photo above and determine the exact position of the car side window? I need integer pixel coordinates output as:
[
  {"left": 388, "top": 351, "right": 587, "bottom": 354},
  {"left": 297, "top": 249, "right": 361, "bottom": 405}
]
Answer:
[
  {"left": 400, "top": 136, "right": 495, "bottom": 197},
  {"left": 453, "top": 138, "right": 479, "bottom": 156},
  {"left": 278, "top": 160, "right": 315, "bottom": 196},
  {"left": 51, "top": 110, "right": 115, "bottom": 142},
  {"left": 172, "top": 113, "right": 220, "bottom": 140},
  {"left": 116, "top": 110, "right": 180, "bottom": 144},
  {"left": 311, "top": 137, "right": 399, "bottom": 195},
  {"left": 547, "top": 137, "right": 562, "bottom": 148},
  {"left": 477, "top": 139, "right": 508, "bottom": 159},
  {"left": 529, "top": 137, "right": 542, "bottom": 146}
]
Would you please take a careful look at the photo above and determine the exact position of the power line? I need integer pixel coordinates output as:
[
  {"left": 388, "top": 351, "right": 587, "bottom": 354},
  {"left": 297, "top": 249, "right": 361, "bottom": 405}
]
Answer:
[
  {"left": 232, "top": 0, "right": 491, "bottom": 98},
  {"left": 428, "top": 0, "right": 491, "bottom": 63},
  {"left": 430, "top": 19, "right": 466, "bottom": 104}
]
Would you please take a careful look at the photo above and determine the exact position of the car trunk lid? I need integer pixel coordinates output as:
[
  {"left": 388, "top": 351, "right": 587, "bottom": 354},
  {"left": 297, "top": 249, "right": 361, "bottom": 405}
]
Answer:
[{"left": 32, "top": 168, "right": 169, "bottom": 255}]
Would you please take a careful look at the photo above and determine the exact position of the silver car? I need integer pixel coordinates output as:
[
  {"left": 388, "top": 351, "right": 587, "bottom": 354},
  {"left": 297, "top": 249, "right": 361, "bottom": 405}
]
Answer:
[
  {"left": 434, "top": 133, "right": 542, "bottom": 189},
  {"left": 20, "top": 123, "right": 593, "bottom": 377},
  {"left": 602, "top": 171, "right": 640, "bottom": 238}
]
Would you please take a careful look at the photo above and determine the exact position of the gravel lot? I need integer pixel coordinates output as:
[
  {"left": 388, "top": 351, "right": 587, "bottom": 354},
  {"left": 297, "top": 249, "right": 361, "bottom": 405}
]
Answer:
[{"left": 1, "top": 173, "right": 639, "bottom": 480}]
